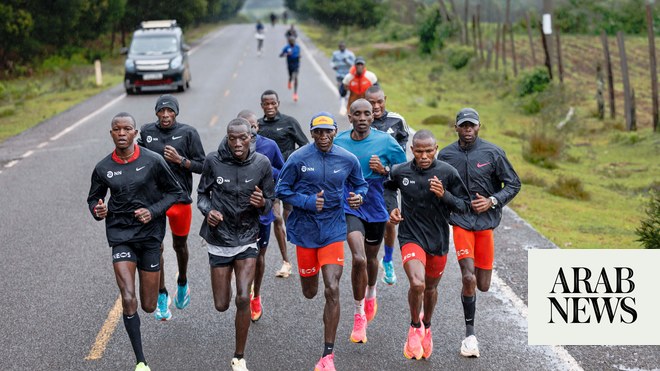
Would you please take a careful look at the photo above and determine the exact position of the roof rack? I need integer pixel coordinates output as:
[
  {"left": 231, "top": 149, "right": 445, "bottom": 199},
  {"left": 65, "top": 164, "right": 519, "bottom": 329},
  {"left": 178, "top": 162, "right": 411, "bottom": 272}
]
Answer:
[{"left": 140, "top": 20, "right": 178, "bottom": 29}]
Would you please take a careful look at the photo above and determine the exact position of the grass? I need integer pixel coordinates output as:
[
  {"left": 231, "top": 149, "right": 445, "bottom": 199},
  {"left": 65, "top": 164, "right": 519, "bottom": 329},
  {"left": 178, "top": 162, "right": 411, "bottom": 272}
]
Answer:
[{"left": 301, "top": 22, "right": 660, "bottom": 249}]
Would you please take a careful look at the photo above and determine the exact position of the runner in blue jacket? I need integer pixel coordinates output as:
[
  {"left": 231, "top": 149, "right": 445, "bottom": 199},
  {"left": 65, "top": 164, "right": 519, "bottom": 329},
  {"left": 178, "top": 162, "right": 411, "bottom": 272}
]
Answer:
[{"left": 275, "top": 112, "right": 367, "bottom": 371}]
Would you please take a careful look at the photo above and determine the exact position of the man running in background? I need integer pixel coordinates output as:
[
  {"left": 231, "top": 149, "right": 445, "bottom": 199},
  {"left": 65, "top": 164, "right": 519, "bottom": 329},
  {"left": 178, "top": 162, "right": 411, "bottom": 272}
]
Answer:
[
  {"left": 138, "top": 94, "right": 205, "bottom": 321},
  {"left": 365, "top": 85, "right": 410, "bottom": 285},
  {"left": 385, "top": 129, "right": 471, "bottom": 361},
  {"left": 237, "top": 110, "right": 285, "bottom": 323},
  {"left": 331, "top": 41, "right": 355, "bottom": 115},
  {"left": 275, "top": 112, "right": 368, "bottom": 371},
  {"left": 255, "top": 20, "right": 265, "bottom": 56},
  {"left": 334, "top": 99, "right": 406, "bottom": 343},
  {"left": 197, "top": 118, "right": 275, "bottom": 371},
  {"left": 88, "top": 112, "right": 184, "bottom": 371},
  {"left": 342, "top": 57, "right": 377, "bottom": 112},
  {"left": 438, "top": 108, "right": 521, "bottom": 358},
  {"left": 258, "top": 89, "right": 309, "bottom": 278},
  {"left": 280, "top": 36, "right": 301, "bottom": 102}
]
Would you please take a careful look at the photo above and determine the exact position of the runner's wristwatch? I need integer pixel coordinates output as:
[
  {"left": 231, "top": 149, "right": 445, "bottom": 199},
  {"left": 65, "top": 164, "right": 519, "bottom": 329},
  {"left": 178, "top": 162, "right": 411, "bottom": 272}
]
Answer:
[{"left": 489, "top": 196, "right": 498, "bottom": 209}]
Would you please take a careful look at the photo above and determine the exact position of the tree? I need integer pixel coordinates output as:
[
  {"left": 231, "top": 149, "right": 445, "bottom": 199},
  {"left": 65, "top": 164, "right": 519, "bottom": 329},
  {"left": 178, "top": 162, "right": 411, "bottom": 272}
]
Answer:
[
  {"left": 0, "top": 3, "right": 34, "bottom": 71},
  {"left": 298, "top": 0, "right": 385, "bottom": 29}
]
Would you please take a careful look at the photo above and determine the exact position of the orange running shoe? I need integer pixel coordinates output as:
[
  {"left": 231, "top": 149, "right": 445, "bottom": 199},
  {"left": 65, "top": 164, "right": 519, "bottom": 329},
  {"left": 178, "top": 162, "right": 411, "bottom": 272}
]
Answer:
[
  {"left": 349, "top": 313, "right": 367, "bottom": 343},
  {"left": 365, "top": 297, "right": 378, "bottom": 322},
  {"left": 403, "top": 325, "right": 424, "bottom": 360},
  {"left": 293, "top": 93, "right": 299, "bottom": 102},
  {"left": 287, "top": 81, "right": 292, "bottom": 90},
  {"left": 250, "top": 296, "right": 262, "bottom": 322},
  {"left": 314, "top": 354, "right": 336, "bottom": 371},
  {"left": 422, "top": 327, "right": 433, "bottom": 359}
]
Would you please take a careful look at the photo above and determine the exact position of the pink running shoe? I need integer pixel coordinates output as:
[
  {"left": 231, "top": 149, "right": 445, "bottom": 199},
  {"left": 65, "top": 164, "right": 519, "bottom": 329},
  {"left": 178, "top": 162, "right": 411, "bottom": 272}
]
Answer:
[
  {"left": 365, "top": 297, "right": 378, "bottom": 323},
  {"left": 314, "top": 354, "right": 336, "bottom": 371},
  {"left": 403, "top": 325, "right": 424, "bottom": 360},
  {"left": 422, "top": 327, "right": 433, "bottom": 359},
  {"left": 349, "top": 313, "right": 368, "bottom": 343}
]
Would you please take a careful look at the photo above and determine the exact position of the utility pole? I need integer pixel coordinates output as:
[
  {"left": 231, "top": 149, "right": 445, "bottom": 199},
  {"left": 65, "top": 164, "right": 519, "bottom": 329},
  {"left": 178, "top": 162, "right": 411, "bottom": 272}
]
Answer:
[{"left": 542, "top": 0, "right": 554, "bottom": 74}]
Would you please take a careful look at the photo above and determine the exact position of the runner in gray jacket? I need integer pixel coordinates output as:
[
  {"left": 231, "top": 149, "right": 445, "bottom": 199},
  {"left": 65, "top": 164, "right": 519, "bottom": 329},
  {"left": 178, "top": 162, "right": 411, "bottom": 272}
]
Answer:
[
  {"left": 197, "top": 118, "right": 275, "bottom": 371},
  {"left": 438, "top": 107, "right": 521, "bottom": 358}
]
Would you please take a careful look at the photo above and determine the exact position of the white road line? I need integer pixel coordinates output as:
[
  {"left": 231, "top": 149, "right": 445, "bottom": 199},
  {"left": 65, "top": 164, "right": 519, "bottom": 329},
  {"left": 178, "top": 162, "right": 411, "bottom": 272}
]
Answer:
[
  {"left": 492, "top": 260, "right": 583, "bottom": 370},
  {"left": 21, "top": 150, "right": 34, "bottom": 158},
  {"left": 50, "top": 94, "right": 126, "bottom": 141},
  {"left": 4, "top": 160, "right": 18, "bottom": 168},
  {"left": 297, "top": 37, "right": 339, "bottom": 96},
  {"left": 37, "top": 142, "right": 49, "bottom": 149}
]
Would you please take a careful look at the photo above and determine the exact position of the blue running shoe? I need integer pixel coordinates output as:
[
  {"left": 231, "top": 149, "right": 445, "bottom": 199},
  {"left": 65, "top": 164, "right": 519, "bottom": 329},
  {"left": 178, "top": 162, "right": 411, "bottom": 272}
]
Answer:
[
  {"left": 175, "top": 282, "right": 190, "bottom": 309},
  {"left": 381, "top": 258, "right": 397, "bottom": 285},
  {"left": 154, "top": 292, "right": 172, "bottom": 321}
]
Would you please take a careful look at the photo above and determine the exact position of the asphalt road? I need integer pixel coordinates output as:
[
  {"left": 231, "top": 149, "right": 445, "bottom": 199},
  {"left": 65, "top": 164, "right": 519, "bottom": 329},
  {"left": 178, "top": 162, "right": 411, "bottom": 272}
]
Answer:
[{"left": 0, "top": 14, "right": 658, "bottom": 371}]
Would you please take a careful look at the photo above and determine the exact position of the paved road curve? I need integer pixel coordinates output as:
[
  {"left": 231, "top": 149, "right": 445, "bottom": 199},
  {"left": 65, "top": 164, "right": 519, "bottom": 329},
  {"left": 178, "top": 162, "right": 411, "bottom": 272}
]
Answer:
[{"left": 0, "top": 13, "right": 658, "bottom": 371}]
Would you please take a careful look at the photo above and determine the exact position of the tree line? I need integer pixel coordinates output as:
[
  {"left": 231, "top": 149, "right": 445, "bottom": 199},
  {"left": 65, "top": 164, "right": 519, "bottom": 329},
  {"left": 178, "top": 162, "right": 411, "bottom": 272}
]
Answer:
[{"left": 0, "top": 0, "right": 244, "bottom": 76}]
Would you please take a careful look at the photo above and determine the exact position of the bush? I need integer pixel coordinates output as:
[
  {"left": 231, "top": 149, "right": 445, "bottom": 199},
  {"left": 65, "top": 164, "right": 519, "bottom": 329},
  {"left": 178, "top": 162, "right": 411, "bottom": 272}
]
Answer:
[
  {"left": 417, "top": 5, "right": 441, "bottom": 54},
  {"left": 445, "top": 45, "right": 474, "bottom": 70},
  {"left": 522, "top": 133, "right": 563, "bottom": 169},
  {"left": 636, "top": 191, "right": 660, "bottom": 248},
  {"left": 517, "top": 68, "right": 551, "bottom": 97},
  {"left": 610, "top": 132, "right": 645, "bottom": 145},
  {"left": 548, "top": 177, "right": 591, "bottom": 200}
]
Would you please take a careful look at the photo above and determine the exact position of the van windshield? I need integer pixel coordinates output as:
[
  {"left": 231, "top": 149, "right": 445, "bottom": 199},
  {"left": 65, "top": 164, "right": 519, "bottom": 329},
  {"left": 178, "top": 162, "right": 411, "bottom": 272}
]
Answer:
[{"left": 130, "top": 36, "right": 178, "bottom": 55}]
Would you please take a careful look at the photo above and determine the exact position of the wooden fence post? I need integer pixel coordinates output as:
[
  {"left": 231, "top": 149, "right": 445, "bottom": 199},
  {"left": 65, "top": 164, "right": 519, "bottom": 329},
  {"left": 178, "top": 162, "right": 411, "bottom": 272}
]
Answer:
[
  {"left": 510, "top": 19, "right": 518, "bottom": 76},
  {"left": 646, "top": 3, "right": 659, "bottom": 132},
  {"left": 540, "top": 21, "right": 553, "bottom": 80},
  {"left": 472, "top": 15, "right": 479, "bottom": 59},
  {"left": 555, "top": 26, "right": 564, "bottom": 83},
  {"left": 464, "top": 0, "right": 470, "bottom": 45},
  {"left": 617, "top": 31, "right": 635, "bottom": 131},
  {"left": 597, "top": 62, "right": 605, "bottom": 120},
  {"left": 477, "top": 4, "right": 484, "bottom": 61},
  {"left": 526, "top": 12, "right": 537, "bottom": 65},
  {"left": 486, "top": 41, "right": 493, "bottom": 70},
  {"left": 495, "top": 21, "right": 502, "bottom": 71},
  {"left": 601, "top": 31, "right": 615, "bottom": 119},
  {"left": 438, "top": 0, "right": 451, "bottom": 22}
]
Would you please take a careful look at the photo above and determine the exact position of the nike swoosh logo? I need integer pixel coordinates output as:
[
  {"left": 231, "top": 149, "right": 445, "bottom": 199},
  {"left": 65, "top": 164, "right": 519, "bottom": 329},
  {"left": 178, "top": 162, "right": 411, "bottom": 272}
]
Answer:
[
  {"left": 136, "top": 166, "right": 146, "bottom": 171},
  {"left": 150, "top": 264, "right": 159, "bottom": 268},
  {"left": 276, "top": 128, "right": 284, "bottom": 131},
  {"left": 333, "top": 169, "right": 341, "bottom": 173},
  {"left": 172, "top": 135, "right": 182, "bottom": 140},
  {"left": 245, "top": 179, "right": 253, "bottom": 183},
  {"left": 476, "top": 162, "right": 491, "bottom": 168},
  {"left": 337, "top": 258, "right": 344, "bottom": 262}
]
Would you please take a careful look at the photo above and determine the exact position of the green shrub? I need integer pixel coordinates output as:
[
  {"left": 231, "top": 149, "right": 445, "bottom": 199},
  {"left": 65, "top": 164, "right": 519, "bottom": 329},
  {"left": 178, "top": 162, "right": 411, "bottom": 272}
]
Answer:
[
  {"left": 610, "top": 132, "right": 645, "bottom": 145},
  {"left": 521, "top": 173, "right": 547, "bottom": 187},
  {"left": 548, "top": 177, "right": 591, "bottom": 200},
  {"left": 520, "top": 95, "right": 542, "bottom": 114},
  {"left": 517, "top": 68, "right": 551, "bottom": 97},
  {"left": 421, "top": 114, "right": 452, "bottom": 127},
  {"left": 446, "top": 45, "right": 474, "bottom": 70},
  {"left": 636, "top": 191, "right": 660, "bottom": 248},
  {"left": 522, "top": 132, "right": 562, "bottom": 169},
  {"left": 417, "top": 5, "right": 441, "bottom": 54}
]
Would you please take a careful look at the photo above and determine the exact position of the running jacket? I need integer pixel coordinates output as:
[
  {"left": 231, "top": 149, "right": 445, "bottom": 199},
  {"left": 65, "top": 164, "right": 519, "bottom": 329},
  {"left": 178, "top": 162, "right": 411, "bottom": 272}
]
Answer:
[
  {"left": 254, "top": 134, "right": 285, "bottom": 225},
  {"left": 258, "top": 112, "right": 309, "bottom": 160},
  {"left": 384, "top": 159, "right": 471, "bottom": 256},
  {"left": 331, "top": 49, "right": 355, "bottom": 78},
  {"left": 197, "top": 137, "right": 275, "bottom": 248},
  {"left": 342, "top": 67, "right": 378, "bottom": 96},
  {"left": 137, "top": 121, "right": 205, "bottom": 204},
  {"left": 438, "top": 137, "right": 521, "bottom": 231},
  {"left": 372, "top": 110, "right": 410, "bottom": 150},
  {"left": 87, "top": 145, "right": 184, "bottom": 247},
  {"left": 275, "top": 143, "right": 368, "bottom": 248},
  {"left": 334, "top": 129, "right": 407, "bottom": 223}
]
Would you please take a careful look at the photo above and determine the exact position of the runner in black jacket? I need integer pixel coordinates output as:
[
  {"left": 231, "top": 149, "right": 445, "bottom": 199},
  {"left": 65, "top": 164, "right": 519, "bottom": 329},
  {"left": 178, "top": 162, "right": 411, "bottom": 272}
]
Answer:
[
  {"left": 365, "top": 85, "right": 411, "bottom": 286},
  {"left": 87, "top": 112, "right": 183, "bottom": 371},
  {"left": 197, "top": 119, "right": 274, "bottom": 371},
  {"left": 137, "top": 94, "right": 205, "bottom": 320},
  {"left": 438, "top": 107, "right": 521, "bottom": 358},
  {"left": 384, "top": 130, "right": 470, "bottom": 361},
  {"left": 257, "top": 89, "right": 309, "bottom": 277}
]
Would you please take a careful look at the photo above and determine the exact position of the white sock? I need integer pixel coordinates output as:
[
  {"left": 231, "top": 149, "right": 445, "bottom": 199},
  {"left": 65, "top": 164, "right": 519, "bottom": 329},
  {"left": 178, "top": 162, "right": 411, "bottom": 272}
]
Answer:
[
  {"left": 355, "top": 299, "right": 365, "bottom": 315},
  {"left": 366, "top": 285, "right": 377, "bottom": 299}
]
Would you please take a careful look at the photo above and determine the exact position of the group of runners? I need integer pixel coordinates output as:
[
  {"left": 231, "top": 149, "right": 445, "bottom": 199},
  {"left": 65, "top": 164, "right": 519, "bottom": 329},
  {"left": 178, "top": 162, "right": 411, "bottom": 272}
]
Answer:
[{"left": 88, "top": 38, "right": 521, "bottom": 371}]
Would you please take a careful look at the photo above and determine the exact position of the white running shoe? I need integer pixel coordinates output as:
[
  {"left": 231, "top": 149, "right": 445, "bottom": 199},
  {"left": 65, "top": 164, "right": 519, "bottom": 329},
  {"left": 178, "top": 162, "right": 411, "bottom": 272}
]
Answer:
[
  {"left": 339, "top": 104, "right": 347, "bottom": 116},
  {"left": 231, "top": 357, "right": 249, "bottom": 371},
  {"left": 460, "top": 335, "right": 480, "bottom": 357}
]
